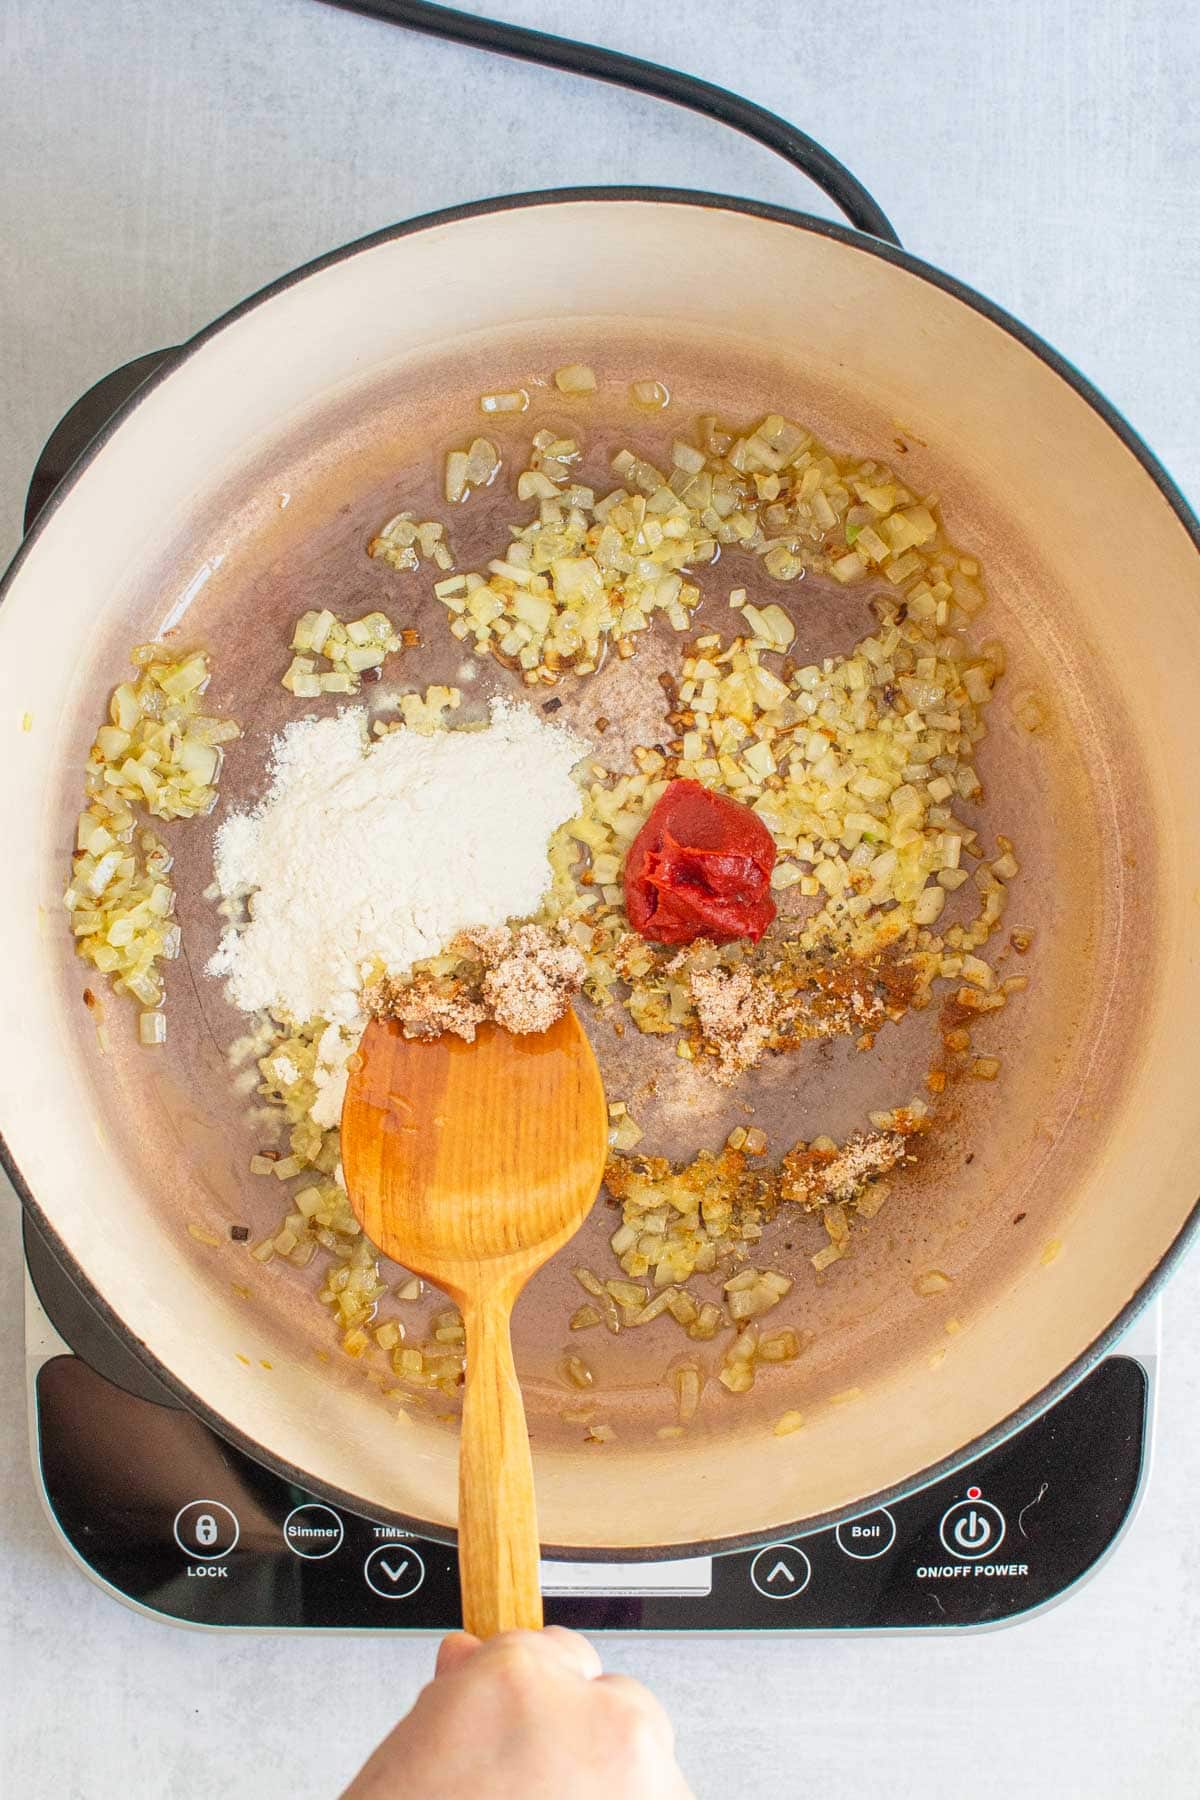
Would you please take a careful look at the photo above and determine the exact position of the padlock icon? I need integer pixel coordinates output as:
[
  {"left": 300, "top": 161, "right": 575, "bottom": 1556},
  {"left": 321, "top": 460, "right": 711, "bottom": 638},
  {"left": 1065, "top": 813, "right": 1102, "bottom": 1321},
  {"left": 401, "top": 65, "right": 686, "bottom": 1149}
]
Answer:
[{"left": 174, "top": 1500, "right": 239, "bottom": 1560}]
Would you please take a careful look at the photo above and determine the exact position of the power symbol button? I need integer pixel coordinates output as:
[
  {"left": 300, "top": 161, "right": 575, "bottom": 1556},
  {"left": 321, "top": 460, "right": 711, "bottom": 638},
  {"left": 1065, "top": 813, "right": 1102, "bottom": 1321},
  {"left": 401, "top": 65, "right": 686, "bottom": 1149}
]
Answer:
[
  {"left": 939, "top": 1497, "right": 1005, "bottom": 1561},
  {"left": 955, "top": 1511, "right": 990, "bottom": 1551}
]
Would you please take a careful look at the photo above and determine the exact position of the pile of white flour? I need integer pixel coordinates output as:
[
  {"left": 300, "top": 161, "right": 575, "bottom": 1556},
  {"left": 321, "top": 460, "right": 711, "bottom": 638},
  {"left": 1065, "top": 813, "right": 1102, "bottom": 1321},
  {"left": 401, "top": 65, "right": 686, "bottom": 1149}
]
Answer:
[{"left": 208, "top": 699, "right": 585, "bottom": 1123}]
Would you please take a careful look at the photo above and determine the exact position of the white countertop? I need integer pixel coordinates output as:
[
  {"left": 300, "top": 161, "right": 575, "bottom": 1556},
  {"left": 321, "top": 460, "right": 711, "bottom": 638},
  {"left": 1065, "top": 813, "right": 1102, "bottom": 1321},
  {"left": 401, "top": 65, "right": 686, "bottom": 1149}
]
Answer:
[{"left": 2, "top": 1, "right": 1199, "bottom": 1794}]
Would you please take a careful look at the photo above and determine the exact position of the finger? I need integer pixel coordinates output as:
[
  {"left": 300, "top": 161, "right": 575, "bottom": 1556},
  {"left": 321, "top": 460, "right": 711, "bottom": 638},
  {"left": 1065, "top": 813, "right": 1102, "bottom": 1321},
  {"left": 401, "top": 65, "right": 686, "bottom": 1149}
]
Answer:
[
  {"left": 471, "top": 1627, "right": 603, "bottom": 1682},
  {"left": 435, "top": 1631, "right": 482, "bottom": 1676},
  {"left": 536, "top": 1626, "right": 604, "bottom": 1680},
  {"left": 595, "top": 1673, "right": 676, "bottom": 1747}
]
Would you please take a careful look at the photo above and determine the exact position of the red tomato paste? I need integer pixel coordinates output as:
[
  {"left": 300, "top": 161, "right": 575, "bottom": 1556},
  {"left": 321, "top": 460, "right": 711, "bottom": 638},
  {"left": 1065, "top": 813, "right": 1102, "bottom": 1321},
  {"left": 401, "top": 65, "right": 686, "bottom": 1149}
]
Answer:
[{"left": 623, "top": 779, "right": 777, "bottom": 945}]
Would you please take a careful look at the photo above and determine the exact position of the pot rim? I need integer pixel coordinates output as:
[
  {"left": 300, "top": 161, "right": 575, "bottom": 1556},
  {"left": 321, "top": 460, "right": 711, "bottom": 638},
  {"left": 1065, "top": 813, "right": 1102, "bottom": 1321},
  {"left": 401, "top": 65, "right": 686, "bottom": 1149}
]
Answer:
[{"left": 6, "top": 184, "right": 1199, "bottom": 1561}]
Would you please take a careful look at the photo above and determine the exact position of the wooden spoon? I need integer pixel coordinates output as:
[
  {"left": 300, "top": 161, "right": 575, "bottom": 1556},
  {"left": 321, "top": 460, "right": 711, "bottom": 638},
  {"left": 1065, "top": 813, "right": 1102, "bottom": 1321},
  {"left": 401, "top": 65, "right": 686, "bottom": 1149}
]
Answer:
[{"left": 340, "top": 1009, "right": 608, "bottom": 1637}]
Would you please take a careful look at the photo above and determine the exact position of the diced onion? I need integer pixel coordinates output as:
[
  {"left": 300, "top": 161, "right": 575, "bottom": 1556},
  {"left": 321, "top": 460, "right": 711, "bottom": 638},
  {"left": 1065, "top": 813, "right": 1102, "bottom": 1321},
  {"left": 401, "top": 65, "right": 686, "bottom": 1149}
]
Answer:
[
  {"left": 554, "top": 363, "right": 597, "bottom": 394},
  {"left": 479, "top": 389, "right": 528, "bottom": 414}
]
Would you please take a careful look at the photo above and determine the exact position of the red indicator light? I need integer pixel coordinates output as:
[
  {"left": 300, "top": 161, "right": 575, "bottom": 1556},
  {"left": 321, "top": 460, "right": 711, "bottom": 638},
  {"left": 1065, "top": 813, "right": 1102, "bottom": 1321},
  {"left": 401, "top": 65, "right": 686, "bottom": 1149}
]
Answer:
[{"left": 966, "top": 1485, "right": 982, "bottom": 1501}]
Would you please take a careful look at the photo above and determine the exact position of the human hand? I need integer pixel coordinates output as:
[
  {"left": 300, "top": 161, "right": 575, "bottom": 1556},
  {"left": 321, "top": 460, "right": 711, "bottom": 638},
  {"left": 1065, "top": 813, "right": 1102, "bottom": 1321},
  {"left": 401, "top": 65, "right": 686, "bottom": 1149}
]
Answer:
[{"left": 340, "top": 1626, "right": 693, "bottom": 1799}]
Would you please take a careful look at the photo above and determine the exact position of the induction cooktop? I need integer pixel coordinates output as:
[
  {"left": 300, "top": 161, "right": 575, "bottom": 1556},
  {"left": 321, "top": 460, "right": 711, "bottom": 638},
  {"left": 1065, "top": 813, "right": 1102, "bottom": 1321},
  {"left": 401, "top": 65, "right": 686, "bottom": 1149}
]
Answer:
[{"left": 20, "top": 351, "right": 1159, "bottom": 1635}]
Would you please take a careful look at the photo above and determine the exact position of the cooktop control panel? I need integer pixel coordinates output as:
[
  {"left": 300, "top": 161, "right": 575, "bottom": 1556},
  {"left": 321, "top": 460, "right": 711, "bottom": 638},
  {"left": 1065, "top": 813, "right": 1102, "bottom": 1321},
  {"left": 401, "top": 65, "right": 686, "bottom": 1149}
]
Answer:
[
  {"left": 31, "top": 1328, "right": 1148, "bottom": 1632},
  {"left": 25, "top": 1209, "right": 1152, "bottom": 1633}
]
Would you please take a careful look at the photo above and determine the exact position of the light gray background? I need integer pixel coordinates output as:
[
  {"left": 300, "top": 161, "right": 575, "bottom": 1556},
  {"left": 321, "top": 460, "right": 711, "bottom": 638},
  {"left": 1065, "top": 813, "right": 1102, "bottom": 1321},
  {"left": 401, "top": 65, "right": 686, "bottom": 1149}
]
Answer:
[{"left": 2, "top": 1, "right": 1198, "bottom": 1795}]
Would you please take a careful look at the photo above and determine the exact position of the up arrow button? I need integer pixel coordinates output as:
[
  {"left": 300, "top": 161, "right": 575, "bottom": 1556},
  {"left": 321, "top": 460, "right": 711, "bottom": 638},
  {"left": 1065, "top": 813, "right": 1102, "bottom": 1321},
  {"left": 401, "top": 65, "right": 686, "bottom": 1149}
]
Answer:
[{"left": 749, "top": 1543, "right": 812, "bottom": 1598}]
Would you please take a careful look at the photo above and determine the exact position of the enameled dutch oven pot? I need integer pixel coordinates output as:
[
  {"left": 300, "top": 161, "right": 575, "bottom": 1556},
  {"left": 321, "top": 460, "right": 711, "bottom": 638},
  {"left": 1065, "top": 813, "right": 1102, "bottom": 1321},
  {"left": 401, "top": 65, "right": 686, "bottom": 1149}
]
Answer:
[{"left": 3, "top": 178, "right": 1199, "bottom": 1557}]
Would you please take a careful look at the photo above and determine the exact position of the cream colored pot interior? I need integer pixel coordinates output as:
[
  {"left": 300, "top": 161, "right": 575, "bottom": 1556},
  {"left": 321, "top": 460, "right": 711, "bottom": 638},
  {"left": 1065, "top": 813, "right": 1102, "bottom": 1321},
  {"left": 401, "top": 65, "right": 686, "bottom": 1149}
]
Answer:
[{"left": 2, "top": 198, "right": 1198, "bottom": 1552}]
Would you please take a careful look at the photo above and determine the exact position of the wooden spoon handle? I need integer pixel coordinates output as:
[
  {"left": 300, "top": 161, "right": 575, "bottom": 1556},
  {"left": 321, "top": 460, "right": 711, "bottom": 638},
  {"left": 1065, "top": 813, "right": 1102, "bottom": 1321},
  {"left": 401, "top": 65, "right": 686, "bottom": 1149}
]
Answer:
[{"left": 458, "top": 1289, "right": 544, "bottom": 1637}]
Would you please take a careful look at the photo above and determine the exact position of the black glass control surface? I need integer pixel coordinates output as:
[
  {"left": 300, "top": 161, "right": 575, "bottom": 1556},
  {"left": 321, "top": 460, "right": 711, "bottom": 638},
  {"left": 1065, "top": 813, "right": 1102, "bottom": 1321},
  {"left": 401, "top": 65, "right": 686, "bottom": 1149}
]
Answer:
[
  {"left": 32, "top": 1322, "right": 1147, "bottom": 1632},
  {"left": 24, "top": 347, "right": 175, "bottom": 535}
]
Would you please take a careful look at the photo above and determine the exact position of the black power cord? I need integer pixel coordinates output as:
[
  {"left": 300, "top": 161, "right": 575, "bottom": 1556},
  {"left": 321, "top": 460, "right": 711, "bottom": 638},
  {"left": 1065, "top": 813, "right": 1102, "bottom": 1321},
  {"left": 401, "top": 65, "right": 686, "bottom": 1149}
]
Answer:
[{"left": 317, "top": 0, "right": 900, "bottom": 245}]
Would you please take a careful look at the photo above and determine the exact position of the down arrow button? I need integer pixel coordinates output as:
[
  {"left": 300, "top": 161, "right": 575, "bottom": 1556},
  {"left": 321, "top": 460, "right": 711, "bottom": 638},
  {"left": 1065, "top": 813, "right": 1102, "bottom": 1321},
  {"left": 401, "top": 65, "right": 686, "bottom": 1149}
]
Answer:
[{"left": 363, "top": 1543, "right": 427, "bottom": 1599}]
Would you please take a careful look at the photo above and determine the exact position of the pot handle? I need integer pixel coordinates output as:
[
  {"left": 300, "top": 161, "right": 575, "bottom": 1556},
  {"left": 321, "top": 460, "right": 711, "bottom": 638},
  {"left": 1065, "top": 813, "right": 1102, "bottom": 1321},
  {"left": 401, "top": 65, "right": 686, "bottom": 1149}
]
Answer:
[{"left": 319, "top": 0, "right": 902, "bottom": 247}]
